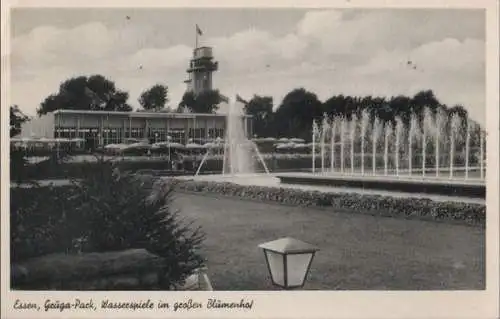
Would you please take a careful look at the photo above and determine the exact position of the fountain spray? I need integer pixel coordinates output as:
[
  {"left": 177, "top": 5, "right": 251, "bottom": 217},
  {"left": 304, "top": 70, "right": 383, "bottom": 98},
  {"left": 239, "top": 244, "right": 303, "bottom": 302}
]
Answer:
[
  {"left": 350, "top": 114, "right": 358, "bottom": 174},
  {"left": 465, "top": 118, "right": 471, "bottom": 180},
  {"left": 421, "top": 108, "right": 435, "bottom": 178},
  {"left": 421, "top": 111, "right": 427, "bottom": 177},
  {"left": 394, "top": 117, "right": 404, "bottom": 176},
  {"left": 321, "top": 114, "right": 329, "bottom": 173},
  {"left": 434, "top": 109, "right": 445, "bottom": 178},
  {"left": 340, "top": 117, "right": 345, "bottom": 173},
  {"left": 360, "top": 111, "right": 370, "bottom": 176},
  {"left": 221, "top": 140, "right": 226, "bottom": 176},
  {"left": 372, "top": 117, "right": 381, "bottom": 175},
  {"left": 408, "top": 114, "right": 418, "bottom": 176},
  {"left": 480, "top": 128, "right": 484, "bottom": 179},
  {"left": 320, "top": 128, "right": 325, "bottom": 173},
  {"left": 449, "top": 113, "right": 462, "bottom": 179},
  {"left": 383, "top": 122, "right": 391, "bottom": 176},
  {"left": 218, "top": 98, "right": 269, "bottom": 175},
  {"left": 330, "top": 119, "right": 336, "bottom": 172},
  {"left": 312, "top": 121, "right": 318, "bottom": 173}
]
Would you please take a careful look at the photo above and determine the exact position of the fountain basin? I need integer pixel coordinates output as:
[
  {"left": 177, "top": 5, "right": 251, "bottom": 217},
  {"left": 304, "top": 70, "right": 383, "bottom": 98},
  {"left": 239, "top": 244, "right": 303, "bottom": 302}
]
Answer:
[{"left": 276, "top": 173, "right": 485, "bottom": 199}]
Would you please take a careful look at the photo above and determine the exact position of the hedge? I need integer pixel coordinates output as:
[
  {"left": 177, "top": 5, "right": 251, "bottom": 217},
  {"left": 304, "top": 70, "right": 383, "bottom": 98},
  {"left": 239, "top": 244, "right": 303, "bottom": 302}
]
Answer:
[
  {"left": 19, "top": 156, "right": 319, "bottom": 180},
  {"left": 166, "top": 179, "right": 485, "bottom": 227}
]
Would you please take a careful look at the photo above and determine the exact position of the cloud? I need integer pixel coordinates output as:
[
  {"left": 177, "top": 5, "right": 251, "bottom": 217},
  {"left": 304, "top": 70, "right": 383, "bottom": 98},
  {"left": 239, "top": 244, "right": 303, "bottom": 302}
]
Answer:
[{"left": 10, "top": 9, "right": 486, "bottom": 125}]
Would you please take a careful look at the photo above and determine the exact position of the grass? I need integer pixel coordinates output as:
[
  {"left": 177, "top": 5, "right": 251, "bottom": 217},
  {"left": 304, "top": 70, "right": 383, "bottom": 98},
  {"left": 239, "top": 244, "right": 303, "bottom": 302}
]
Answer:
[{"left": 172, "top": 192, "right": 485, "bottom": 291}]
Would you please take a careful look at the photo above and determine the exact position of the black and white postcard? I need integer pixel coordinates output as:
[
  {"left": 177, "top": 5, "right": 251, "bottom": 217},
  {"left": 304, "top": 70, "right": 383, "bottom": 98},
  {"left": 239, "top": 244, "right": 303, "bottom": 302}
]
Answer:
[{"left": 2, "top": 0, "right": 499, "bottom": 318}]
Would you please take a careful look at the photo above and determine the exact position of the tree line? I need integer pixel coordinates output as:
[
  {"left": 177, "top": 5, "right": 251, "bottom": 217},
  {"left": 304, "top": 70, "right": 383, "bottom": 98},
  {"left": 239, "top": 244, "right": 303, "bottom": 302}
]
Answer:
[
  {"left": 24, "top": 74, "right": 476, "bottom": 141},
  {"left": 242, "top": 89, "right": 473, "bottom": 140}
]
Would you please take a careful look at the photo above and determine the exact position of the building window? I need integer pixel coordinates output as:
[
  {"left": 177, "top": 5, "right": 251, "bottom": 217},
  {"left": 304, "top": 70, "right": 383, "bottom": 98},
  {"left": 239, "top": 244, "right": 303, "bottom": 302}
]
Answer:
[
  {"left": 149, "top": 129, "right": 167, "bottom": 143},
  {"left": 102, "top": 128, "right": 121, "bottom": 145},
  {"left": 130, "top": 128, "right": 145, "bottom": 139},
  {"left": 213, "top": 128, "right": 224, "bottom": 139},
  {"left": 168, "top": 129, "right": 185, "bottom": 144},
  {"left": 208, "top": 128, "right": 214, "bottom": 138},
  {"left": 188, "top": 128, "right": 206, "bottom": 142},
  {"left": 55, "top": 128, "right": 71, "bottom": 138}
]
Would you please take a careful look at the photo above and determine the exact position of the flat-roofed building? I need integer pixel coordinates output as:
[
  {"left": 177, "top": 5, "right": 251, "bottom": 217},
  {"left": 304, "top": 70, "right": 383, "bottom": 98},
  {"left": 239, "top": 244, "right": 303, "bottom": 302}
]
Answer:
[
  {"left": 17, "top": 110, "right": 253, "bottom": 147},
  {"left": 15, "top": 43, "right": 251, "bottom": 149}
]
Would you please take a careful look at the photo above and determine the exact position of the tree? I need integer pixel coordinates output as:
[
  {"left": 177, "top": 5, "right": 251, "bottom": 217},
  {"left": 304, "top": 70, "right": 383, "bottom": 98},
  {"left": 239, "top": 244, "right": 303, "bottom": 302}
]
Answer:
[
  {"left": 37, "top": 75, "right": 132, "bottom": 115},
  {"left": 411, "top": 90, "right": 440, "bottom": 112},
  {"left": 196, "top": 90, "right": 222, "bottom": 113},
  {"left": 226, "top": 86, "right": 469, "bottom": 141},
  {"left": 382, "top": 95, "right": 410, "bottom": 125},
  {"left": 244, "top": 95, "right": 274, "bottom": 137},
  {"left": 10, "top": 105, "right": 28, "bottom": 137},
  {"left": 274, "top": 88, "right": 322, "bottom": 139},
  {"left": 322, "top": 95, "right": 349, "bottom": 119},
  {"left": 244, "top": 95, "right": 273, "bottom": 120},
  {"left": 448, "top": 104, "right": 468, "bottom": 119},
  {"left": 177, "top": 90, "right": 222, "bottom": 113},
  {"left": 177, "top": 91, "right": 196, "bottom": 113},
  {"left": 138, "top": 84, "right": 169, "bottom": 111},
  {"left": 320, "top": 90, "right": 443, "bottom": 127}
]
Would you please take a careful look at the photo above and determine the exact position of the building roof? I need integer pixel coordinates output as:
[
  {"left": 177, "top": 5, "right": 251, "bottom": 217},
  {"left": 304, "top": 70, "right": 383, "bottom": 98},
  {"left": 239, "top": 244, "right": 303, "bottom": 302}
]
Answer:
[{"left": 53, "top": 109, "right": 253, "bottom": 118}]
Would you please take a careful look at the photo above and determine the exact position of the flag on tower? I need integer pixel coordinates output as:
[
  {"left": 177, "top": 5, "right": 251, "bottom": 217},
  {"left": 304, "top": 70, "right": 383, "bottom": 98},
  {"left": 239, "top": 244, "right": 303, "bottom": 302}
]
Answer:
[{"left": 195, "top": 24, "right": 203, "bottom": 48}]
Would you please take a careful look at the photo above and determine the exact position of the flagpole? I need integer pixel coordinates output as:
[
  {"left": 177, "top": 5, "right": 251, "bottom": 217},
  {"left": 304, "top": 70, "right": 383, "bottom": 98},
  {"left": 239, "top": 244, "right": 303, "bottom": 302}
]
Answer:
[{"left": 195, "top": 25, "right": 198, "bottom": 49}]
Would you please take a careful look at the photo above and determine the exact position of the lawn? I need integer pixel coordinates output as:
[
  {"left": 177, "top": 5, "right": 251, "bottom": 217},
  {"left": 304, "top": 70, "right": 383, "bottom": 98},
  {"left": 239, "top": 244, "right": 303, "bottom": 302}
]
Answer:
[{"left": 171, "top": 192, "right": 485, "bottom": 290}]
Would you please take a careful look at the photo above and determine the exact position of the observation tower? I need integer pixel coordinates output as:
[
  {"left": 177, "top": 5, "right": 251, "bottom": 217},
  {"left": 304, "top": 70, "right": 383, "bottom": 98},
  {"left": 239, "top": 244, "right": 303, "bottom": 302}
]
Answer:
[{"left": 184, "top": 46, "right": 219, "bottom": 95}]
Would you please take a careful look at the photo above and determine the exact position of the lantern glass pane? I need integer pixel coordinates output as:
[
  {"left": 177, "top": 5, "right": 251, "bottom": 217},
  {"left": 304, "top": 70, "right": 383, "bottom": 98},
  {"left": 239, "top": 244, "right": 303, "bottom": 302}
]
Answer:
[
  {"left": 286, "top": 253, "right": 313, "bottom": 287},
  {"left": 265, "top": 250, "right": 284, "bottom": 286}
]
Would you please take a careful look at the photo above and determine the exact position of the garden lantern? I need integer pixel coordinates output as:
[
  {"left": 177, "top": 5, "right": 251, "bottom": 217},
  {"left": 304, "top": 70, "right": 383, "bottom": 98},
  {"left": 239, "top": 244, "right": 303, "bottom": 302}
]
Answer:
[{"left": 258, "top": 237, "right": 319, "bottom": 289}]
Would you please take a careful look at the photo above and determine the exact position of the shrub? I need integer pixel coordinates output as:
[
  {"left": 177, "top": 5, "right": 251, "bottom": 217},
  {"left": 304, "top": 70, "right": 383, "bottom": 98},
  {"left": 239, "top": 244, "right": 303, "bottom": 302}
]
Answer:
[
  {"left": 11, "top": 159, "right": 206, "bottom": 288},
  {"left": 70, "top": 160, "right": 206, "bottom": 287},
  {"left": 10, "top": 147, "right": 28, "bottom": 183},
  {"left": 10, "top": 183, "right": 83, "bottom": 262}
]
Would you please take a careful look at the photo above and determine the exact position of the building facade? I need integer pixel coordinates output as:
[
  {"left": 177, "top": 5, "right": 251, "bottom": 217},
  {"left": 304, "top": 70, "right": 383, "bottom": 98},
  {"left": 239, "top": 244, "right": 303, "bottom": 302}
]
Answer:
[{"left": 19, "top": 110, "right": 253, "bottom": 147}]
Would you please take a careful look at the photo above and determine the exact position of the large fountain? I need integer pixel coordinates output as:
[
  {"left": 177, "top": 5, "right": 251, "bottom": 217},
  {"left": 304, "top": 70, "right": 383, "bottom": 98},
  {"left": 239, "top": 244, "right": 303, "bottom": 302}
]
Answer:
[
  {"left": 287, "top": 107, "right": 486, "bottom": 198},
  {"left": 195, "top": 99, "right": 270, "bottom": 176},
  {"left": 190, "top": 103, "right": 485, "bottom": 200},
  {"left": 311, "top": 108, "right": 486, "bottom": 180}
]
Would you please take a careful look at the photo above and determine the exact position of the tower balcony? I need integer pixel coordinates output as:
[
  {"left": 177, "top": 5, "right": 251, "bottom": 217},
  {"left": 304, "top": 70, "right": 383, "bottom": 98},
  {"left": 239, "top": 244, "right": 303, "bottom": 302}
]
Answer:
[{"left": 187, "top": 60, "right": 218, "bottom": 73}]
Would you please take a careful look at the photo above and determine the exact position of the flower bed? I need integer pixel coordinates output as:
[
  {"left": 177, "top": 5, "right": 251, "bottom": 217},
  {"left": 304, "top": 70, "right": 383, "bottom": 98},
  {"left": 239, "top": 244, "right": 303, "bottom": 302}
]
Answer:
[{"left": 167, "top": 179, "right": 485, "bottom": 227}]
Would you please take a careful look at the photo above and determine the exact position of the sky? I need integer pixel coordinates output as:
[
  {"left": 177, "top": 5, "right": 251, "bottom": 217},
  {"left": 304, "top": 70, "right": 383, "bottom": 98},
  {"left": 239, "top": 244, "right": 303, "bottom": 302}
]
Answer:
[{"left": 10, "top": 8, "right": 486, "bottom": 125}]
